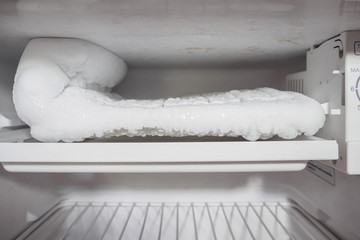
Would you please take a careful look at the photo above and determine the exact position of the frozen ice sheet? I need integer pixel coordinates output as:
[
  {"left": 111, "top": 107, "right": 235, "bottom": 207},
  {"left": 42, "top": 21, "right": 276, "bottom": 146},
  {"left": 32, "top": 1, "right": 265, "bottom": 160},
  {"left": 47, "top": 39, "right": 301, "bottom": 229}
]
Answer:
[{"left": 13, "top": 39, "right": 325, "bottom": 142}]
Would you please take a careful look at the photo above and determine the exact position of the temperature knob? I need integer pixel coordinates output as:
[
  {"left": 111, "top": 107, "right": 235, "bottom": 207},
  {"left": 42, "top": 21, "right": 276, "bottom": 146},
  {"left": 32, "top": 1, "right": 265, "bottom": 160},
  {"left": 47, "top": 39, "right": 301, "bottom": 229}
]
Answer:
[{"left": 357, "top": 77, "right": 360, "bottom": 101}]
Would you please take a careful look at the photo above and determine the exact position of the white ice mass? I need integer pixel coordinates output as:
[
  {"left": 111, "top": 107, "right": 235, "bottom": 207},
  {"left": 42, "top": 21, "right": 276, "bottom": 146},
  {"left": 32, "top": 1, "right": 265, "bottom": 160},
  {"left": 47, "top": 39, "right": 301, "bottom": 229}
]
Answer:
[{"left": 13, "top": 38, "right": 326, "bottom": 142}]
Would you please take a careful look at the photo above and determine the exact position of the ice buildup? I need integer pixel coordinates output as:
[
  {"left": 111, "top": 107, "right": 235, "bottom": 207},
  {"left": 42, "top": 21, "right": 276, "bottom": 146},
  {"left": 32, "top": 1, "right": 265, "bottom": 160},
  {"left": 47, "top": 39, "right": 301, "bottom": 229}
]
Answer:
[{"left": 13, "top": 38, "right": 326, "bottom": 142}]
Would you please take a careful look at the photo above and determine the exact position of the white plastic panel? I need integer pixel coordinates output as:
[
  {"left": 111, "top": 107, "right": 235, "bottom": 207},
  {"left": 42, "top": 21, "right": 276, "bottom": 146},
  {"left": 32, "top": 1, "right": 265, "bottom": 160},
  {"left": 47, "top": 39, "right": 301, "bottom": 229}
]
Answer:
[
  {"left": 2, "top": 162, "right": 308, "bottom": 173},
  {"left": 0, "top": 135, "right": 338, "bottom": 172},
  {"left": 286, "top": 31, "right": 360, "bottom": 174},
  {"left": 0, "top": 136, "right": 338, "bottom": 163}
]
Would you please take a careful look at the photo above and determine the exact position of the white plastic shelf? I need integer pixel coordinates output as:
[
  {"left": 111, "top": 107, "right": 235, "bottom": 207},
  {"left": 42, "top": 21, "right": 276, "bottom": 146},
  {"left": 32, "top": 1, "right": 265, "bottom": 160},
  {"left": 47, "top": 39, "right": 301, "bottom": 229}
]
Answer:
[
  {"left": 0, "top": 128, "right": 338, "bottom": 172},
  {"left": 16, "top": 201, "right": 338, "bottom": 240}
]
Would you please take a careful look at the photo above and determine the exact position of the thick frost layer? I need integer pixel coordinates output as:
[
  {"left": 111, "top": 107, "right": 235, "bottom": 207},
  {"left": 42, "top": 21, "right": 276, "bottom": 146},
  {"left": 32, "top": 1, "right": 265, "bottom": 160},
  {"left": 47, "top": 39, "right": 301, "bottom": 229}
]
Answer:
[{"left": 13, "top": 38, "right": 325, "bottom": 142}]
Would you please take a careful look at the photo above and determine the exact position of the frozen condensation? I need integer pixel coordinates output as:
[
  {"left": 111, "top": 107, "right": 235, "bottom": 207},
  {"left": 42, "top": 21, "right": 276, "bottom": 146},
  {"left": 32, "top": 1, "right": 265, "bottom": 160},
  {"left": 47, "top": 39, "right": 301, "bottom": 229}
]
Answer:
[{"left": 13, "top": 38, "right": 325, "bottom": 142}]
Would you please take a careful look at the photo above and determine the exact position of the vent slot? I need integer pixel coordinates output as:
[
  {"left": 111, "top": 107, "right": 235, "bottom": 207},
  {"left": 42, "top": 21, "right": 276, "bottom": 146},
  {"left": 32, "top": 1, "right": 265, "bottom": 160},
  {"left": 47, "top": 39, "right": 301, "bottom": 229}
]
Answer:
[{"left": 286, "top": 78, "right": 304, "bottom": 93}]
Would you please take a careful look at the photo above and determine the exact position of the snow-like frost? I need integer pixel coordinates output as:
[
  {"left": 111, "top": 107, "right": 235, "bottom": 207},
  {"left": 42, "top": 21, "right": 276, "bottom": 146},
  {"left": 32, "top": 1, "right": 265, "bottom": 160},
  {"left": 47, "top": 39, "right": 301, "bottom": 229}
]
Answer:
[{"left": 13, "top": 38, "right": 325, "bottom": 142}]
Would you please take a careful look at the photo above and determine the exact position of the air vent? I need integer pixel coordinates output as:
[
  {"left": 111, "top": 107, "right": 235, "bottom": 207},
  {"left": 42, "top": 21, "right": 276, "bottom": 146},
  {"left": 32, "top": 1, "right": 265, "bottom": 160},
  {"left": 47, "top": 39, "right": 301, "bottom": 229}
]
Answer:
[{"left": 286, "top": 78, "right": 304, "bottom": 93}]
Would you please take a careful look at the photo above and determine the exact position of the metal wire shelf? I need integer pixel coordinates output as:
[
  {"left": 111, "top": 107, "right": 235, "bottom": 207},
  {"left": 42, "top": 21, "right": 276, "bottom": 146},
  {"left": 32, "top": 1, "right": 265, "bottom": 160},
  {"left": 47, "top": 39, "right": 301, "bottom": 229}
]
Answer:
[{"left": 16, "top": 201, "right": 338, "bottom": 240}]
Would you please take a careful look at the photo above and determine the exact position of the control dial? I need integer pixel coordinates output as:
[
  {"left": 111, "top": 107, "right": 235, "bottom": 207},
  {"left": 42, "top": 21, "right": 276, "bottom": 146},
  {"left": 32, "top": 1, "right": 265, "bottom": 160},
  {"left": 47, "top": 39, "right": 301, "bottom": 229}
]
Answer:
[{"left": 357, "top": 76, "right": 360, "bottom": 101}]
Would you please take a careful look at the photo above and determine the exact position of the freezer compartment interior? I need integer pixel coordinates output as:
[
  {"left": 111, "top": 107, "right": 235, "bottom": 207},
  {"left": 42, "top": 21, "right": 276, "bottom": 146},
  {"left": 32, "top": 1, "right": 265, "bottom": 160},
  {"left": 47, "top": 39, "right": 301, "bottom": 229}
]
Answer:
[
  {"left": 0, "top": 53, "right": 340, "bottom": 173},
  {"left": 3, "top": 0, "right": 360, "bottom": 173},
  {"left": 0, "top": 43, "right": 340, "bottom": 173}
]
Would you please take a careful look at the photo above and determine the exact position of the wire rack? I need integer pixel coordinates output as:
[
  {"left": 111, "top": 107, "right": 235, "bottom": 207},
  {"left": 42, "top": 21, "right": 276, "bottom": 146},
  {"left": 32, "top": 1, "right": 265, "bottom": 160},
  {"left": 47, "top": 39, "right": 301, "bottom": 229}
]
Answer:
[{"left": 17, "top": 201, "right": 338, "bottom": 240}]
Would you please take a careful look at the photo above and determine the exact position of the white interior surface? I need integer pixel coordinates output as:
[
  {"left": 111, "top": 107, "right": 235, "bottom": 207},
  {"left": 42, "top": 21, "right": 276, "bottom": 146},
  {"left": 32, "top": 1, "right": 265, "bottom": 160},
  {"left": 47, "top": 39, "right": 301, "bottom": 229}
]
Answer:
[
  {"left": 0, "top": 0, "right": 360, "bottom": 67},
  {"left": 0, "top": 60, "right": 24, "bottom": 128},
  {"left": 1, "top": 0, "right": 360, "bottom": 239}
]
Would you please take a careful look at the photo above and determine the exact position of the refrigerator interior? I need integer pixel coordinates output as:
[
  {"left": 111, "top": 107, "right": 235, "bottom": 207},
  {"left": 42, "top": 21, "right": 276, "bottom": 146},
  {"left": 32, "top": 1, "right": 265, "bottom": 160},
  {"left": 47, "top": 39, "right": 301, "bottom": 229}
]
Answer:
[{"left": 1, "top": 0, "right": 360, "bottom": 239}]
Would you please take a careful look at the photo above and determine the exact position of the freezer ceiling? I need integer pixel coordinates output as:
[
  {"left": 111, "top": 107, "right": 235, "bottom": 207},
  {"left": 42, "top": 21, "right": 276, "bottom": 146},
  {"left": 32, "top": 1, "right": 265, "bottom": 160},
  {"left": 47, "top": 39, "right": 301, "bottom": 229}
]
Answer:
[{"left": 0, "top": 0, "right": 360, "bottom": 67}]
